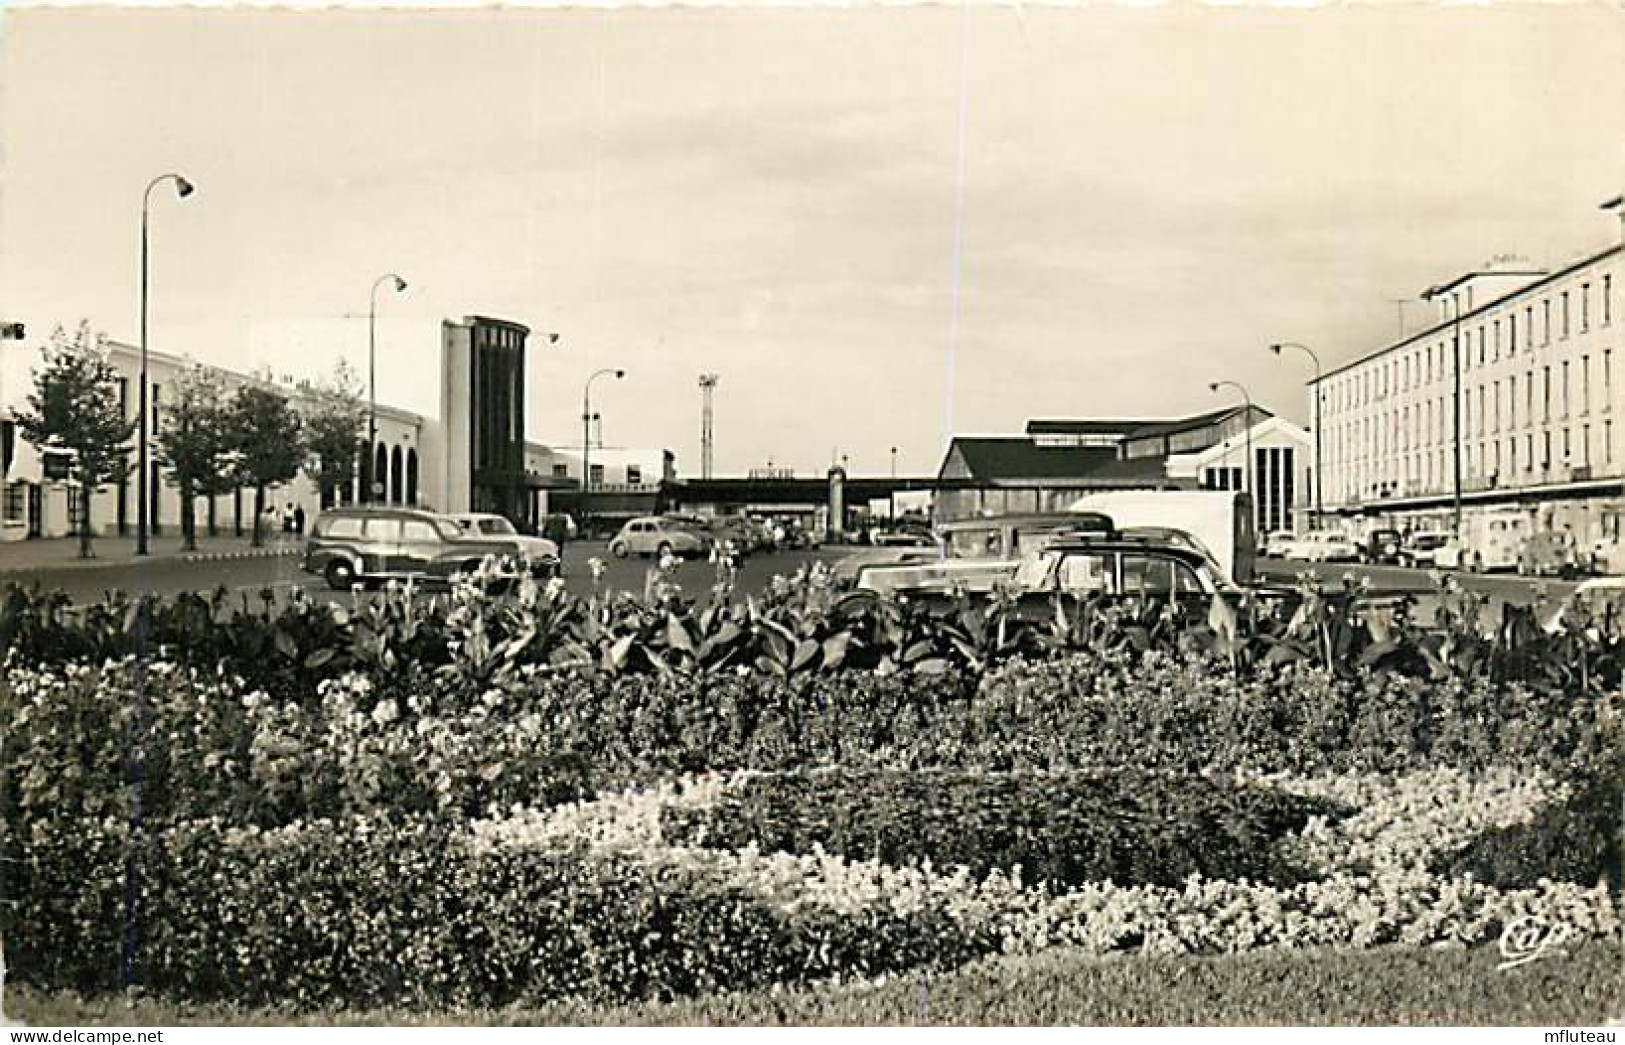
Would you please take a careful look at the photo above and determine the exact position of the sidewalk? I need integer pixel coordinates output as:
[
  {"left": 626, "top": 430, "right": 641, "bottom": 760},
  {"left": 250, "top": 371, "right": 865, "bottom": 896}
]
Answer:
[{"left": 0, "top": 531, "right": 304, "bottom": 574}]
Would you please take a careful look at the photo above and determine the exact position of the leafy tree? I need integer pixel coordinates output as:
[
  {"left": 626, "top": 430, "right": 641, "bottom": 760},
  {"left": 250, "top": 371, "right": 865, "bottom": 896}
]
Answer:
[
  {"left": 301, "top": 359, "right": 366, "bottom": 509},
  {"left": 156, "top": 362, "right": 236, "bottom": 551},
  {"left": 226, "top": 380, "right": 304, "bottom": 547},
  {"left": 13, "top": 323, "right": 135, "bottom": 558}
]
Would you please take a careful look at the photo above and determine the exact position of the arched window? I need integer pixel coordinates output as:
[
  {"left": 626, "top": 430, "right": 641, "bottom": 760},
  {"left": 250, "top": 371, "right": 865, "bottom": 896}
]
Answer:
[
  {"left": 374, "top": 444, "right": 388, "bottom": 501},
  {"left": 406, "top": 449, "right": 419, "bottom": 505},
  {"left": 390, "top": 446, "right": 404, "bottom": 504}
]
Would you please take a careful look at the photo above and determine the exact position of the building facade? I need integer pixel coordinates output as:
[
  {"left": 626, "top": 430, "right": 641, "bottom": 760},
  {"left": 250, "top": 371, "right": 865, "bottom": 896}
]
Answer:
[
  {"left": 1315, "top": 203, "right": 1624, "bottom": 543},
  {"left": 935, "top": 410, "right": 1311, "bottom": 532},
  {"left": 0, "top": 337, "right": 425, "bottom": 542},
  {"left": 432, "top": 316, "right": 533, "bottom": 521}
]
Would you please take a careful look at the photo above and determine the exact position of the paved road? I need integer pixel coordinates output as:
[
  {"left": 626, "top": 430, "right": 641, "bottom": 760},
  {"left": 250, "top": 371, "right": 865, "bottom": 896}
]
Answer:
[
  {"left": 0, "top": 541, "right": 854, "bottom": 605},
  {"left": 1256, "top": 556, "right": 1580, "bottom": 625}
]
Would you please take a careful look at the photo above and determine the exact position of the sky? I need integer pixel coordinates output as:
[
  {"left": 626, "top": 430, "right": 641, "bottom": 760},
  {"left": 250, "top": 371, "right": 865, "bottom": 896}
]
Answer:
[{"left": 2, "top": 4, "right": 1623, "bottom": 478}]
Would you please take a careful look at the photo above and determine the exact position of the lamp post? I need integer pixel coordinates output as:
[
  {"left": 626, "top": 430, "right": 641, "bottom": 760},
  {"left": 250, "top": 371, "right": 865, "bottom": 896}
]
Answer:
[
  {"left": 1269, "top": 341, "right": 1322, "bottom": 529},
  {"left": 366, "top": 273, "right": 407, "bottom": 504},
  {"left": 137, "top": 173, "right": 195, "bottom": 556},
  {"left": 581, "top": 367, "right": 624, "bottom": 535},
  {"left": 1209, "top": 378, "right": 1255, "bottom": 500}
]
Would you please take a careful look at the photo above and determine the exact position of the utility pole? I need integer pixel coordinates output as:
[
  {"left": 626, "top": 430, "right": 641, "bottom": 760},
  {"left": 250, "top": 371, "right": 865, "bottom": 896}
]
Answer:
[{"left": 699, "top": 373, "right": 718, "bottom": 480}]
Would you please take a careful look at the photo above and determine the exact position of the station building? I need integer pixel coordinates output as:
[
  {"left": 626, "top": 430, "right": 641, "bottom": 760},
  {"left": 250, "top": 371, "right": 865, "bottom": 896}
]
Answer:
[
  {"left": 935, "top": 408, "right": 1311, "bottom": 535},
  {"left": 1314, "top": 198, "right": 1624, "bottom": 543},
  {"left": 0, "top": 313, "right": 542, "bottom": 542}
]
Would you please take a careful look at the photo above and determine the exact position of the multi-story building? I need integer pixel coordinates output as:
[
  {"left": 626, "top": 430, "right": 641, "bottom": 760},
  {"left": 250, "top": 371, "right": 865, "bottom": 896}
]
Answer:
[
  {"left": 528, "top": 443, "right": 677, "bottom": 526},
  {"left": 1315, "top": 199, "right": 1624, "bottom": 543}
]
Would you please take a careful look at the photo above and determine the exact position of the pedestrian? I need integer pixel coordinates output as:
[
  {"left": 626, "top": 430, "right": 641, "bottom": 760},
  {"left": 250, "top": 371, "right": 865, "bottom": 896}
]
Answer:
[
  {"left": 283, "top": 503, "right": 296, "bottom": 535},
  {"left": 293, "top": 504, "right": 307, "bottom": 535}
]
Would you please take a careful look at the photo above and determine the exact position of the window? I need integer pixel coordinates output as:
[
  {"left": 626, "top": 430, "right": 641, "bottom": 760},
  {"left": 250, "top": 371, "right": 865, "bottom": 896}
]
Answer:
[
  {"left": 3, "top": 483, "right": 23, "bottom": 523},
  {"left": 1492, "top": 380, "right": 1501, "bottom": 433},
  {"left": 551, "top": 463, "right": 568, "bottom": 479},
  {"left": 1493, "top": 320, "right": 1501, "bottom": 359},
  {"left": 1605, "top": 274, "right": 1613, "bottom": 326},
  {"left": 1525, "top": 306, "right": 1534, "bottom": 349},
  {"left": 1581, "top": 284, "right": 1590, "bottom": 332},
  {"left": 1058, "top": 553, "right": 1114, "bottom": 594},
  {"left": 1542, "top": 299, "right": 1552, "bottom": 344},
  {"left": 1526, "top": 433, "right": 1534, "bottom": 470},
  {"left": 1543, "top": 431, "right": 1552, "bottom": 469},
  {"left": 1509, "top": 313, "right": 1517, "bottom": 349},
  {"left": 1582, "top": 356, "right": 1591, "bottom": 415},
  {"left": 1477, "top": 327, "right": 1486, "bottom": 366},
  {"left": 319, "top": 516, "right": 364, "bottom": 539},
  {"left": 1562, "top": 361, "right": 1571, "bottom": 419},
  {"left": 117, "top": 377, "right": 129, "bottom": 421},
  {"left": 151, "top": 382, "right": 161, "bottom": 432},
  {"left": 1478, "top": 387, "right": 1486, "bottom": 436},
  {"left": 588, "top": 463, "right": 604, "bottom": 486},
  {"left": 626, "top": 464, "right": 643, "bottom": 486},
  {"left": 1508, "top": 375, "right": 1517, "bottom": 428},
  {"left": 1608, "top": 419, "right": 1615, "bottom": 464},
  {"left": 1562, "top": 292, "right": 1570, "bottom": 338},
  {"left": 1543, "top": 366, "right": 1552, "bottom": 423},
  {"left": 1563, "top": 428, "right": 1572, "bottom": 463},
  {"left": 401, "top": 519, "right": 441, "bottom": 542},
  {"left": 1583, "top": 424, "right": 1591, "bottom": 466},
  {"left": 362, "top": 517, "right": 401, "bottom": 539}
]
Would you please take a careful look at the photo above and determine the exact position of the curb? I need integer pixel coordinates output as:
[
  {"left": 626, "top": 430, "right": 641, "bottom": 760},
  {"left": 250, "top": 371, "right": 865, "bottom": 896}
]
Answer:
[{"left": 180, "top": 547, "right": 303, "bottom": 564}]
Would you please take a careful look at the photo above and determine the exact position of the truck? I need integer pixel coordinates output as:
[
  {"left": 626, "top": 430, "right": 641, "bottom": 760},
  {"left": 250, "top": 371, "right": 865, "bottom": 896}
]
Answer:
[
  {"left": 1064, "top": 490, "right": 1256, "bottom": 587},
  {"left": 1434, "top": 509, "right": 1531, "bottom": 572}
]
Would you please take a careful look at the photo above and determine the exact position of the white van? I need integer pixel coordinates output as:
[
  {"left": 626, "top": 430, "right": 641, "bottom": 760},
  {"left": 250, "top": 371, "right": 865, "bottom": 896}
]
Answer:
[{"left": 1435, "top": 509, "right": 1530, "bottom": 572}]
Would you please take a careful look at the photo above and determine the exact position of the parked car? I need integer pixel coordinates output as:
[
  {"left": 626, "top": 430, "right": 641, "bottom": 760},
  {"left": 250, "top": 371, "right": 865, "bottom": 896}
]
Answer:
[
  {"left": 846, "top": 530, "right": 1263, "bottom": 621},
  {"left": 1399, "top": 530, "right": 1451, "bottom": 569},
  {"left": 1259, "top": 530, "right": 1301, "bottom": 558},
  {"left": 1542, "top": 576, "right": 1625, "bottom": 634},
  {"left": 850, "top": 512, "right": 1114, "bottom": 594},
  {"left": 304, "top": 507, "right": 525, "bottom": 590},
  {"left": 609, "top": 516, "right": 710, "bottom": 559},
  {"left": 446, "top": 513, "right": 560, "bottom": 576},
  {"left": 1364, "top": 528, "right": 1404, "bottom": 566},
  {"left": 871, "top": 530, "right": 937, "bottom": 549},
  {"left": 1299, "top": 532, "right": 1362, "bottom": 563},
  {"left": 705, "top": 515, "right": 760, "bottom": 556},
  {"left": 1516, "top": 531, "right": 1582, "bottom": 579}
]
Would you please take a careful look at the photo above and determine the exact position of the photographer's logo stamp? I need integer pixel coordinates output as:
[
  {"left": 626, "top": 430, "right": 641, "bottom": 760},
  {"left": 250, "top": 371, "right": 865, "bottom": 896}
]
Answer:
[{"left": 1498, "top": 914, "right": 1568, "bottom": 971}]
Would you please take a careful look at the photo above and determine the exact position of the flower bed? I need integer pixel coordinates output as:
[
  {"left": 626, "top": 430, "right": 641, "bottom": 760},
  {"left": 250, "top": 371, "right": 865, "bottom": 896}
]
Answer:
[{"left": 660, "top": 768, "right": 1346, "bottom": 889}]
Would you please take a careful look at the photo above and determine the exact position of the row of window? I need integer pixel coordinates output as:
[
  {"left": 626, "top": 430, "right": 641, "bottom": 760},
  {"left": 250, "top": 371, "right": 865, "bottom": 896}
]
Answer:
[
  {"left": 1331, "top": 351, "right": 1617, "bottom": 466},
  {"left": 551, "top": 462, "right": 645, "bottom": 486},
  {"left": 1336, "top": 417, "right": 1616, "bottom": 500},
  {"left": 1325, "top": 272, "right": 1616, "bottom": 411}
]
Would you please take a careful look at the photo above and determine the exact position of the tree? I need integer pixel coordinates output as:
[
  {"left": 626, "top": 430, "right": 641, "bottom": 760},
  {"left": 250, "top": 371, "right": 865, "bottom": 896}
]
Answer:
[
  {"left": 301, "top": 359, "right": 367, "bottom": 509},
  {"left": 156, "top": 363, "right": 235, "bottom": 551},
  {"left": 13, "top": 323, "right": 135, "bottom": 558},
  {"left": 226, "top": 381, "right": 304, "bottom": 548}
]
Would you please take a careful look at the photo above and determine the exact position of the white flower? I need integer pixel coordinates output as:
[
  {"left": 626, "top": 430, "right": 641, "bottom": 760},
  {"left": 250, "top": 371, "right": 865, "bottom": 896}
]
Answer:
[{"left": 370, "top": 699, "right": 399, "bottom": 727}]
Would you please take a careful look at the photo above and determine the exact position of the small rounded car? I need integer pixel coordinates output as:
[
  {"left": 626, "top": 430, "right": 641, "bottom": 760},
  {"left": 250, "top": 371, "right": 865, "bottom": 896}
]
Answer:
[
  {"left": 304, "top": 507, "right": 526, "bottom": 590},
  {"left": 608, "top": 516, "right": 709, "bottom": 559}
]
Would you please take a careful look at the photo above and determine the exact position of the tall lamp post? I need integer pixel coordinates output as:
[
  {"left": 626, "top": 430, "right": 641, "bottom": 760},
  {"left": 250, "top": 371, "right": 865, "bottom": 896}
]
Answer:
[
  {"left": 1209, "top": 380, "right": 1255, "bottom": 515},
  {"left": 137, "top": 172, "right": 195, "bottom": 556},
  {"left": 581, "top": 367, "right": 624, "bottom": 535},
  {"left": 366, "top": 273, "right": 407, "bottom": 504},
  {"left": 1269, "top": 341, "right": 1322, "bottom": 528}
]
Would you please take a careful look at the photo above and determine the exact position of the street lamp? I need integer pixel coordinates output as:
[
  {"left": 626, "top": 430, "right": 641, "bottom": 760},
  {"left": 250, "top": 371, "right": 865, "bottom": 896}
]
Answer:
[
  {"left": 1208, "top": 379, "right": 1255, "bottom": 497},
  {"left": 137, "top": 172, "right": 195, "bottom": 556},
  {"left": 1269, "top": 341, "right": 1323, "bottom": 528},
  {"left": 581, "top": 367, "right": 624, "bottom": 534},
  {"left": 366, "top": 273, "right": 407, "bottom": 504}
]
